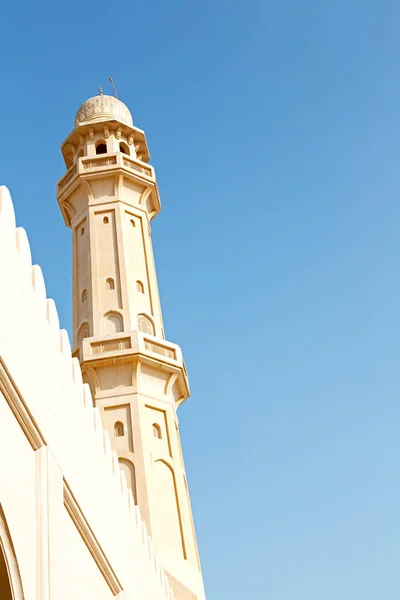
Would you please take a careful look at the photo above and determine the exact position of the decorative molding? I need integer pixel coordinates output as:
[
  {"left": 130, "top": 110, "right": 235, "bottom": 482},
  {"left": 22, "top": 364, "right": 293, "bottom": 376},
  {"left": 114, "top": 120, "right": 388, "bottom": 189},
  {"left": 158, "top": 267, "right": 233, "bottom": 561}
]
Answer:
[
  {"left": 88, "top": 127, "right": 94, "bottom": 141},
  {"left": 115, "top": 126, "right": 123, "bottom": 140},
  {"left": 35, "top": 447, "right": 50, "bottom": 600},
  {"left": 144, "top": 340, "right": 176, "bottom": 360},
  {"left": 0, "top": 357, "right": 45, "bottom": 451},
  {"left": 0, "top": 504, "right": 25, "bottom": 600},
  {"left": 63, "top": 479, "right": 123, "bottom": 596},
  {"left": 91, "top": 338, "right": 131, "bottom": 355}
]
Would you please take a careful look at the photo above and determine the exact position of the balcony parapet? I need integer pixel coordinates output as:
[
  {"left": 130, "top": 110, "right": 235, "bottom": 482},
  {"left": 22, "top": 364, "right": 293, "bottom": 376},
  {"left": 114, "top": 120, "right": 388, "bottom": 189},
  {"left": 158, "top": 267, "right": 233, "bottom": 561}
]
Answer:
[
  {"left": 57, "top": 153, "right": 154, "bottom": 197},
  {"left": 76, "top": 330, "right": 189, "bottom": 405}
]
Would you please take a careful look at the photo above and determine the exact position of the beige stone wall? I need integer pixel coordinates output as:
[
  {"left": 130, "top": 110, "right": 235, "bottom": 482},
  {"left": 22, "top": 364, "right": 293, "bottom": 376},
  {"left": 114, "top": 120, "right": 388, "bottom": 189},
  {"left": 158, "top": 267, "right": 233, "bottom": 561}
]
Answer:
[
  {"left": 56, "top": 98, "right": 206, "bottom": 600},
  {"left": 0, "top": 186, "right": 176, "bottom": 600}
]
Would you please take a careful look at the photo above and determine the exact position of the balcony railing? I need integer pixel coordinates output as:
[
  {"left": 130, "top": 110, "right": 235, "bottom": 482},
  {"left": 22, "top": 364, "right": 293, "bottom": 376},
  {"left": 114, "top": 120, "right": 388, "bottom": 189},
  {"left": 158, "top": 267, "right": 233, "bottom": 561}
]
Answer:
[
  {"left": 57, "top": 153, "right": 154, "bottom": 195},
  {"left": 58, "top": 164, "right": 77, "bottom": 191},
  {"left": 82, "top": 156, "right": 117, "bottom": 170}
]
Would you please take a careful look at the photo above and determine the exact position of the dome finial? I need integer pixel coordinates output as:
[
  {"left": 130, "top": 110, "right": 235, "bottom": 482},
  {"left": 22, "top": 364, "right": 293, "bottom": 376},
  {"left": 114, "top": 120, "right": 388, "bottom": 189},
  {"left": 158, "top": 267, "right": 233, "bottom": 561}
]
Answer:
[{"left": 99, "top": 84, "right": 103, "bottom": 96}]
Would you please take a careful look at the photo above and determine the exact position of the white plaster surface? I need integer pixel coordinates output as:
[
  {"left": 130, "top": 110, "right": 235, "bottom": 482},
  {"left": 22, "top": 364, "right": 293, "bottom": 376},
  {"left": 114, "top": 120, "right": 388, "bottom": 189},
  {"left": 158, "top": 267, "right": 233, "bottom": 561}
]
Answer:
[{"left": 0, "top": 185, "right": 177, "bottom": 600}]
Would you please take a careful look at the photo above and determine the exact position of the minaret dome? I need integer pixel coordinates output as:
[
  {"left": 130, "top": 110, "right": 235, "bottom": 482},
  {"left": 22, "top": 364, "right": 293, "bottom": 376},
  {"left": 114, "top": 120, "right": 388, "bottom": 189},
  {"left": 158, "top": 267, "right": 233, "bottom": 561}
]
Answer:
[{"left": 74, "top": 94, "right": 133, "bottom": 128}]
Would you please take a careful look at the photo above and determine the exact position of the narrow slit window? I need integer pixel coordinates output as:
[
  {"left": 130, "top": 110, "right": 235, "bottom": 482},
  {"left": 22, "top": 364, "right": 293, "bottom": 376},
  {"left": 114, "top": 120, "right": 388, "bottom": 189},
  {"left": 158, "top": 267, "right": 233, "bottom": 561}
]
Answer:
[
  {"left": 153, "top": 423, "right": 162, "bottom": 439},
  {"left": 103, "top": 216, "right": 109, "bottom": 224},
  {"left": 106, "top": 278, "right": 115, "bottom": 290},
  {"left": 136, "top": 280, "right": 144, "bottom": 293},
  {"left": 114, "top": 421, "right": 124, "bottom": 437},
  {"left": 81, "top": 289, "right": 87, "bottom": 303}
]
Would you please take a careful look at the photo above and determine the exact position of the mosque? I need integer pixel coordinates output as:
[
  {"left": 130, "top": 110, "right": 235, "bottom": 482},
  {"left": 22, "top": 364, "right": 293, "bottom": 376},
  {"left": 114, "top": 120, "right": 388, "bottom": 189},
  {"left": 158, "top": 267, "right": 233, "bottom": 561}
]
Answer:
[{"left": 0, "top": 92, "right": 206, "bottom": 600}]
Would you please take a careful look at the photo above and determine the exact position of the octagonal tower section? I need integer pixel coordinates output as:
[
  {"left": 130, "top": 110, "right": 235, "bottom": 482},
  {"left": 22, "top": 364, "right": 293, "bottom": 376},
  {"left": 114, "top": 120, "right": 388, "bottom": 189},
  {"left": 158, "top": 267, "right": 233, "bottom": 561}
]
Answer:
[{"left": 56, "top": 93, "right": 205, "bottom": 600}]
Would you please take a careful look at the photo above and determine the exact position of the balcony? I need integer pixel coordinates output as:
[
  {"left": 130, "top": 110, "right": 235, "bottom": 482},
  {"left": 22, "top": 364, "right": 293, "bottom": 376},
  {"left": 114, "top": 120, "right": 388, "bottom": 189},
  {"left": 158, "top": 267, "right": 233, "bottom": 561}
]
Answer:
[{"left": 57, "top": 153, "right": 154, "bottom": 196}]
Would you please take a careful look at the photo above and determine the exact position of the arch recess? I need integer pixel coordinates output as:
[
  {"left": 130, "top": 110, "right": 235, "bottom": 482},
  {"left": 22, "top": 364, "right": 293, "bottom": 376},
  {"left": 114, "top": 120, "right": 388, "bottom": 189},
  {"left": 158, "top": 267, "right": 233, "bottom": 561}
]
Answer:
[
  {"left": 151, "top": 460, "right": 186, "bottom": 559},
  {"left": 137, "top": 314, "right": 155, "bottom": 336},
  {"left": 77, "top": 322, "right": 89, "bottom": 344},
  {"left": 118, "top": 459, "right": 137, "bottom": 505},
  {"left": 95, "top": 141, "right": 107, "bottom": 155},
  {"left": 153, "top": 423, "right": 162, "bottom": 439},
  {"left": 103, "top": 311, "right": 123, "bottom": 335},
  {"left": 0, "top": 505, "right": 25, "bottom": 600},
  {"left": 119, "top": 142, "right": 130, "bottom": 155},
  {"left": 114, "top": 421, "right": 124, "bottom": 437}
]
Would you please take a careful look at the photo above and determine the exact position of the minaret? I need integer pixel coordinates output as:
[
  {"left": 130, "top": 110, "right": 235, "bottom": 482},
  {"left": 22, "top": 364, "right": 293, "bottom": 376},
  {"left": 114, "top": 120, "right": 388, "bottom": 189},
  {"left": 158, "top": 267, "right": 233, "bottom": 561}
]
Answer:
[{"left": 57, "top": 92, "right": 205, "bottom": 600}]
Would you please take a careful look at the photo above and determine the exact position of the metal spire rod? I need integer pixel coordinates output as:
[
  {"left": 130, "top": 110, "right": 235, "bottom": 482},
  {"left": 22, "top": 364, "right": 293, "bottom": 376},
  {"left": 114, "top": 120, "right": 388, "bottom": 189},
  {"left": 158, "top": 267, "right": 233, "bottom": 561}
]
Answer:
[{"left": 109, "top": 77, "right": 118, "bottom": 99}]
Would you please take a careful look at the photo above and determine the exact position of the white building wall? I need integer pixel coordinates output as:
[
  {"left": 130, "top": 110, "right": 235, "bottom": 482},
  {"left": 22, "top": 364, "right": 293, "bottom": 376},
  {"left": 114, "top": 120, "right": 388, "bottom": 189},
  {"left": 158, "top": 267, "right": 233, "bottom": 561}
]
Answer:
[{"left": 0, "top": 186, "right": 175, "bottom": 600}]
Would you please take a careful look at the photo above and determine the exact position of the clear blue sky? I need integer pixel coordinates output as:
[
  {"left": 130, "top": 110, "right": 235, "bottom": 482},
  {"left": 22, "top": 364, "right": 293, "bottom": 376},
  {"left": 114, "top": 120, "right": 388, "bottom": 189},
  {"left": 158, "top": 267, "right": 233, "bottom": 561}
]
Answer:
[{"left": 2, "top": 1, "right": 400, "bottom": 598}]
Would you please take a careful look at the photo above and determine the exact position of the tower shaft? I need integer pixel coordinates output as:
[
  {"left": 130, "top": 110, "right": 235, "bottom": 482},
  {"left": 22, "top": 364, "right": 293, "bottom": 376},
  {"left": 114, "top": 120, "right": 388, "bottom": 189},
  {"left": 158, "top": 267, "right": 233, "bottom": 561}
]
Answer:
[{"left": 57, "top": 95, "right": 205, "bottom": 600}]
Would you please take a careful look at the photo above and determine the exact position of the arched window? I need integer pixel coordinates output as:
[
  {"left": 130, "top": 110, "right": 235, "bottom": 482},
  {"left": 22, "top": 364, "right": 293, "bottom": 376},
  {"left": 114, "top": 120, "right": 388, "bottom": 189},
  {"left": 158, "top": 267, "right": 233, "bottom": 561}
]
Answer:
[
  {"left": 106, "top": 278, "right": 115, "bottom": 290},
  {"left": 119, "top": 142, "right": 130, "bottom": 155},
  {"left": 136, "top": 280, "right": 144, "bottom": 293},
  {"left": 138, "top": 314, "right": 155, "bottom": 335},
  {"left": 153, "top": 423, "right": 162, "bottom": 439},
  {"left": 103, "top": 216, "right": 109, "bottom": 224},
  {"left": 81, "top": 289, "right": 87, "bottom": 303},
  {"left": 103, "top": 311, "right": 123, "bottom": 335},
  {"left": 96, "top": 142, "right": 107, "bottom": 155},
  {"left": 77, "top": 322, "right": 89, "bottom": 344},
  {"left": 114, "top": 421, "right": 124, "bottom": 437}
]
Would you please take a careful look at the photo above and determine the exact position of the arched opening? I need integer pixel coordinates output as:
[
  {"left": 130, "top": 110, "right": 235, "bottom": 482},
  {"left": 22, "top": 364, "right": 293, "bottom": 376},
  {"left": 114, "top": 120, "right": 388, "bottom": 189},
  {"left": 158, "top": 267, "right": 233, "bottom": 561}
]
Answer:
[
  {"left": 106, "top": 278, "right": 115, "bottom": 290},
  {"left": 119, "top": 142, "right": 130, "bottom": 155},
  {"left": 103, "top": 216, "right": 109, "bottom": 224},
  {"left": 118, "top": 459, "right": 137, "bottom": 504},
  {"left": 151, "top": 461, "right": 186, "bottom": 559},
  {"left": 114, "top": 421, "right": 124, "bottom": 437},
  {"left": 77, "top": 322, "right": 89, "bottom": 344},
  {"left": 136, "top": 280, "right": 144, "bottom": 293},
  {"left": 103, "top": 311, "right": 123, "bottom": 335},
  {"left": 0, "top": 506, "right": 25, "bottom": 600},
  {"left": 137, "top": 314, "right": 155, "bottom": 336},
  {"left": 153, "top": 423, "right": 162, "bottom": 439},
  {"left": 81, "top": 289, "right": 87, "bottom": 303},
  {"left": 80, "top": 226, "right": 85, "bottom": 236},
  {"left": 95, "top": 142, "right": 107, "bottom": 155},
  {"left": 0, "top": 544, "right": 13, "bottom": 600}
]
